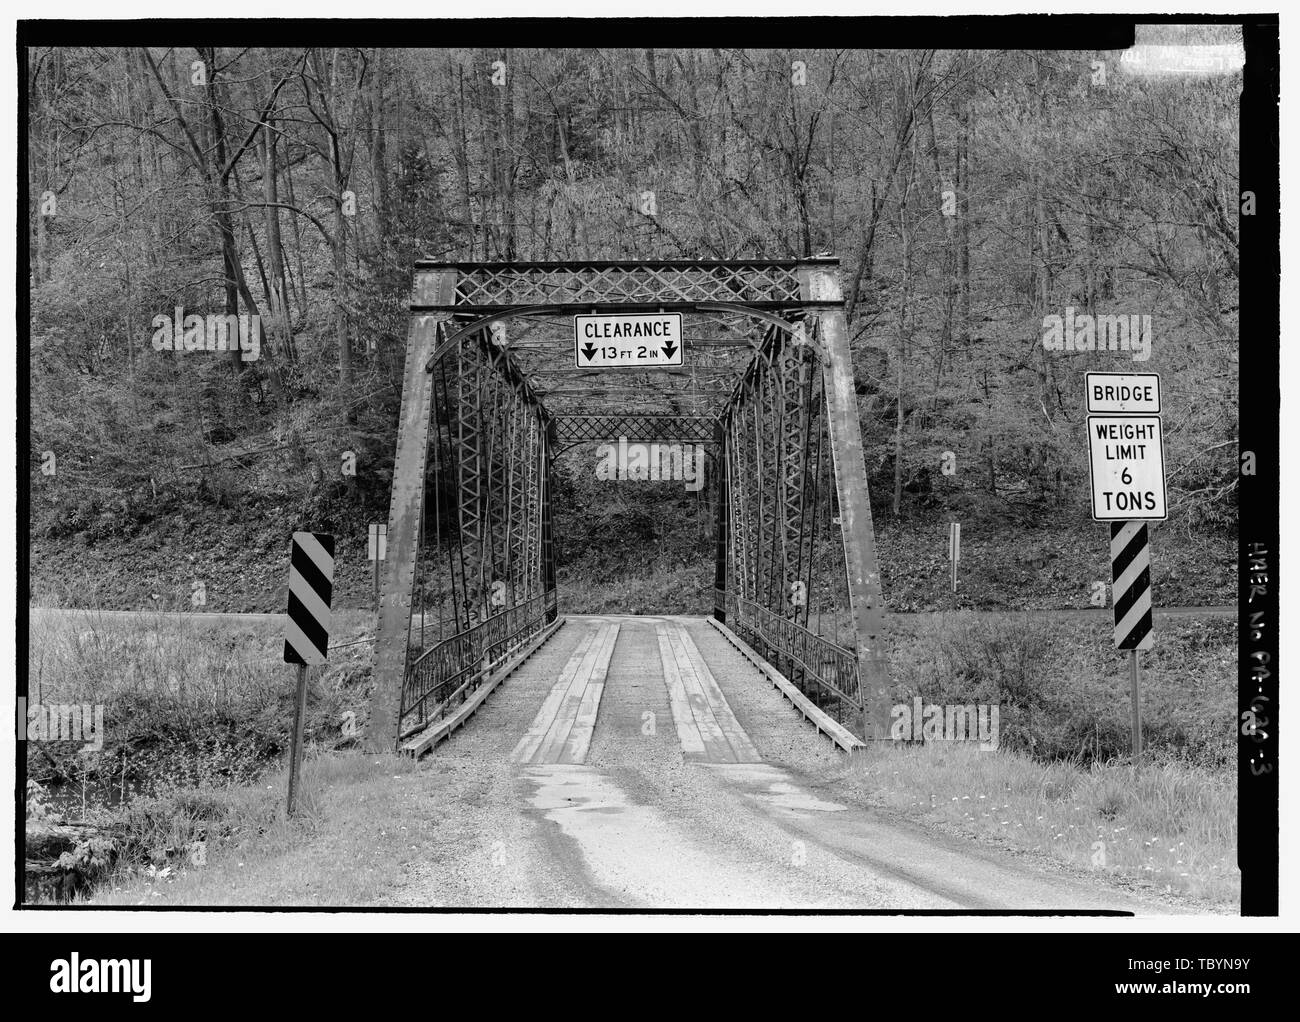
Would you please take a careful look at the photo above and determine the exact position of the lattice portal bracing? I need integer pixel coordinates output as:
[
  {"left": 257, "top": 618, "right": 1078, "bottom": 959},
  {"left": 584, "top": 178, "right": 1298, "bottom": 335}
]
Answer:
[
  {"left": 553, "top": 414, "right": 716, "bottom": 447},
  {"left": 412, "top": 260, "right": 818, "bottom": 312},
  {"left": 366, "top": 260, "right": 891, "bottom": 751}
]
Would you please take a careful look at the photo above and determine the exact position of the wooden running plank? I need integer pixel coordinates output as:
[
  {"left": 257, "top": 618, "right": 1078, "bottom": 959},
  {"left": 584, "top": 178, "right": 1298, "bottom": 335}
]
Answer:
[
  {"left": 538, "top": 621, "right": 618, "bottom": 764},
  {"left": 535, "top": 624, "right": 618, "bottom": 764},
  {"left": 512, "top": 623, "right": 619, "bottom": 765},
  {"left": 557, "top": 624, "right": 620, "bottom": 764},
  {"left": 668, "top": 624, "right": 761, "bottom": 762},
  {"left": 655, "top": 624, "right": 708, "bottom": 759},
  {"left": 511, "top": 627, "right": 603, "bottom": 763},
  {"left": 509, "top": 627, "right": 600, "bottom": 764},
  {"left": 656, "top": 623, "right": 760, "bottom": 763},
  {"left": 662, "top": 625, "right": 737, "bottom": 762}
]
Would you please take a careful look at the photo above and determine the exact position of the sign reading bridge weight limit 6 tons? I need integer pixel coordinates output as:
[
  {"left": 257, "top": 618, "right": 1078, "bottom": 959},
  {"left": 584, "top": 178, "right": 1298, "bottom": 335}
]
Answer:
[
  {"left": 574, "top": 312, "right": 683, "bottom": 367},
  {"left": 1086, "top": 415, "right": 1167, "bottom": 520}
]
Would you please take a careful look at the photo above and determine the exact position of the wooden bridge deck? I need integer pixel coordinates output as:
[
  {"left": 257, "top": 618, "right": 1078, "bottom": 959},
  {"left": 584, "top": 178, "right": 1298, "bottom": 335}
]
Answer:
[{"left": 410, "top": 614, "right": 858, "bottom": 763}]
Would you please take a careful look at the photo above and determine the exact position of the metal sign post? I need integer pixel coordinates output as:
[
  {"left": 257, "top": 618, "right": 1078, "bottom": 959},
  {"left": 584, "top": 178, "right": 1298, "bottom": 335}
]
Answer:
[
  {"left": 286, "top": 663, "right": 309, "bottom": 814},
  {"left": 283, "top": 531, "right": 334, "bottom": 816},
  {"left": 1130, "top": 648, "right": 1142, "bottom": 776}
]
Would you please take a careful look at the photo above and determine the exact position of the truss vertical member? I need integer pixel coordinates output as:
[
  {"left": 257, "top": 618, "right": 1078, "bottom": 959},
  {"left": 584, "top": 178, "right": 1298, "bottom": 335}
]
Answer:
[
  {"left": 541, "top": 418, "right": 558, "bottom": 617},
  {"left": 713, "top": 419, "right": 728, "bottom": 620},
  {"left": 798, "top": 262, "right": 891, "bottom": 740}
]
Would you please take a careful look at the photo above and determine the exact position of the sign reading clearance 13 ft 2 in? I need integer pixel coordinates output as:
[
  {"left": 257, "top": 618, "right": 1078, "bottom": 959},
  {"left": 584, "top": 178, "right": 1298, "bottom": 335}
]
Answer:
[
  {"left": 574, "top": 312, "right": 684, "bottom": 368},
  {"left": 1085, "top": 372, "right": 1167, "bottom": 521}
]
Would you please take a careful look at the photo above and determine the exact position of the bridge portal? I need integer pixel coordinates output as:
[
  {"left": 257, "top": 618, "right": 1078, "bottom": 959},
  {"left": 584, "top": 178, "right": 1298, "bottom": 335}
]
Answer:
[{"left": 364, "top": 260, "right": 890, "bottom": 751}]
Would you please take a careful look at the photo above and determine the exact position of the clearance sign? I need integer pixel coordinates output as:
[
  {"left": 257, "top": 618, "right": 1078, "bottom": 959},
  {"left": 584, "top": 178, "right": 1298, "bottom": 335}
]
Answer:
[{"left": 574, "top": 313, "right": 684, "bottom": 367}]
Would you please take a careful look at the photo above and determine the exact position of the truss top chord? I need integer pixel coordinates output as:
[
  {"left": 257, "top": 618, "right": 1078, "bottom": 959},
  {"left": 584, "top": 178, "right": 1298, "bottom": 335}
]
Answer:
[{"left": 414, "top": 258, "right": 840, "bottom": 270}]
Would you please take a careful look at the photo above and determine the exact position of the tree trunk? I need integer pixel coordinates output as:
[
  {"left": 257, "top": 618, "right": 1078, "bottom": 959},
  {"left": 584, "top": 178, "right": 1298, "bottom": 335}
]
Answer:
[
  {"left": 453, "top": 61, "right": 474, "bottom": 257},
  {"left": 893, "top": 143, "right": 916, "bottom": 516},
  {"left": 501, "top": 48, "right": 516, "bottom": 260},
  {"left": 926, "top": 95, "right": 954, "bottom": 412},
  {"left": 283, "top": 146, "right": 309, "bottom": 311},
  {"left": 370, "top": 49, "right": 390, "bottom": 249},
  {"left": 957, "top": 100, "right": 971, "bottom": 348},
  {"left": 479, "top": 63, "right": 496, "bottom": 258},
  {"left": 334, "top": 197, "right": 351, "bottom": 387},
  {"left": 262, "top": 117, "right": 295, "bottom": 363}
]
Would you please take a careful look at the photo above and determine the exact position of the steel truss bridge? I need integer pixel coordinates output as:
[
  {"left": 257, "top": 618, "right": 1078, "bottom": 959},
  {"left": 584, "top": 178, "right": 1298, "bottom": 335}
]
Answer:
[{"left": 364, "top": 260, "right": 891, "bottom": 751}]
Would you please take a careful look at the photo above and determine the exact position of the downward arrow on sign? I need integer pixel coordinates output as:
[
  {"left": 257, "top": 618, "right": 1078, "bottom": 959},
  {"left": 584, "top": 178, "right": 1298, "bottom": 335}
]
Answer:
[
  {"left": 581, "top": 343, "right": 597, "bottom": 361},
  {"left": 662, "top": 342, "right": 678, "bottom": 359}
]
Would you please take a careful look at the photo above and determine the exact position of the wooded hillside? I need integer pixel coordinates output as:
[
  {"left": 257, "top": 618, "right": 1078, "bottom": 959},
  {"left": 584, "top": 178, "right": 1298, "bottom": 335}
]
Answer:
[{"left": 27, "top": 45, "right": 1240, "bottom": 610}]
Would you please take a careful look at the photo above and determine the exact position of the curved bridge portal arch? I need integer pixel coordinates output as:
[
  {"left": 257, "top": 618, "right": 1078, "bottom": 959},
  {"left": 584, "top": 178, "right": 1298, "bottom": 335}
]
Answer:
[{"left": 364, "top": 260, "right": 890, "bottom": 751}]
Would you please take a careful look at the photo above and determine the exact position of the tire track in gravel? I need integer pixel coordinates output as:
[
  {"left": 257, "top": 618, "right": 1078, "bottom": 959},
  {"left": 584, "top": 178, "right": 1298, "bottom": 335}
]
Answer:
[{"left": 385, "top": 620, "right": 612, "bottom": 907}]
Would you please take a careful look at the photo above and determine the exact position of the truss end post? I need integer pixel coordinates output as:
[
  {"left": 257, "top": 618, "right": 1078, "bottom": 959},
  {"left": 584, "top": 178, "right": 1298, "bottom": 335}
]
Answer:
[{"left": 797, "top": 260, "right": 892, "bottom": 742}]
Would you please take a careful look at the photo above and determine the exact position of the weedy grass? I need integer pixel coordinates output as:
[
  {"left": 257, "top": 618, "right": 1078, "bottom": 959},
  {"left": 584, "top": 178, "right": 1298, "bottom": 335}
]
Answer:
[
  {"left": 836, "top": 609, "right": 1237, "bottom": 906},
  {"left": 28, "top": 606, "right": 375, "bottom": 794},
  {"left": 835, "top": 741, "right": 1238, "bottom": 906},
  {"left": 25, "top": 606, "right": 377, "bottom": 900},
  {"left": 885, "top": 612, "right": 1235, "bottom": 768},
  {"left": 86, "top": 752, "right": 422, "bottom": 907}
]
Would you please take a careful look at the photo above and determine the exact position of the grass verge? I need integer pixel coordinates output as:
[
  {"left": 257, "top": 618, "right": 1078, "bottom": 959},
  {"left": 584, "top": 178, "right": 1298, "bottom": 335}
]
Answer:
[
  {"left": 25, "top": 606, "right": 377, "bottom": 901},
  {"left": 83, "top": 752, "right": 424, "bottom": 907},
  {"left": 831, "top": 741, "right": 1238, "bottom": 907},
  {"left": 885, "top": 612, "right": 1235, "bottom": 767}
]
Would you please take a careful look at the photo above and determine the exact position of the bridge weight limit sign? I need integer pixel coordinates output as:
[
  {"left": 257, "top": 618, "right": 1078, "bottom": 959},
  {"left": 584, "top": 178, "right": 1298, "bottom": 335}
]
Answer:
[
  {"left": 1085, "top": 373, "right": 1165, "bottom": 774},
  {"left": 1085, "top": 371, "right": 1166, "bottom": 521}
]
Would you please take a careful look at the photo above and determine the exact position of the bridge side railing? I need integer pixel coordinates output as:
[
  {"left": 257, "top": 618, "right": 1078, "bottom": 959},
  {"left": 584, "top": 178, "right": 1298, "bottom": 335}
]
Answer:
[
  {"left": 399, "top": 591, "right": 558, "bottom": 737},
  {"left": 717, "top": 589, "right": 863, "bottom": 730}
]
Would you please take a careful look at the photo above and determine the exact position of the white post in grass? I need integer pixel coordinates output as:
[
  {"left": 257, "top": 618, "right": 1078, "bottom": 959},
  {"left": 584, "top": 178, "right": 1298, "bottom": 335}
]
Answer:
[{"left": 949, "top": 522, "right": 961, "bottom": 593}]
